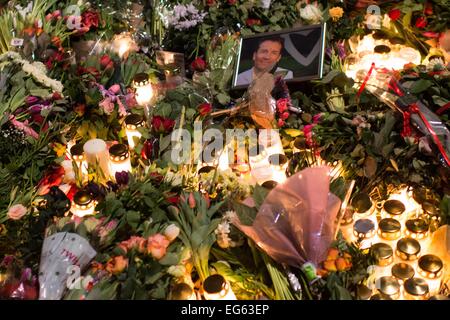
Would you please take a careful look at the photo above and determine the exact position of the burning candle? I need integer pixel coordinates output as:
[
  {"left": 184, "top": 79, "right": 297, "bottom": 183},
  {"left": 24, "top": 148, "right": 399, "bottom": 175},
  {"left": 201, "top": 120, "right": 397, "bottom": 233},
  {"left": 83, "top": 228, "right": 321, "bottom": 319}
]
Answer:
[
  {"left": 111, "top": 32, "right": 137, "bottom": 59},
  {"left": 391, "top": 263, "right": 415, "bottom": 285},
  {"left": 83, "top": 139, "right": 111, "bottom": 178},
  {"left": 70, "top": 143, "right": 88, "bottom": 177},
  {"left": 268, "top": 153, "right": 288, "bottom": 183},
  {"left": 403, "top": 278, "right": 430, "bottom": 300},
  {"left": 169, "top": 283, "right": 197, "bottom": 300},
  {"left": 405, "top": 218, "right": 429, "bottom": 241},
  {"left": 71, "top": 190, "right": 97, "bottom": 217},
  {"left": 132, "top": 73, "right": 154, "bottom": 120},
  {"left": 372, "top": 243, "right": 394, "bottom": 267},
  {"left": 109, "top": 143, "right": 132, "bottom": 177},
  {"left": 417, "top": 254, "right": 444, "bottom": 296},
  {"left": 259, "top": 129, "right": 284, "bottom": 157},
  {"left": 378, "top": 218, "right": 402, "bottom": 242},
  {"left": 396, "top": 238, "right": 421, "bottom": 262},
  {"left": 382, "top": 199, "right": 406, "bottom": 222},
  {"left": 202, "top": 274, "right": 236, "bottom": 300},
  {"left": 376, "top": 276, "right": 401, "bottom": 300},
  {"left": 124, "top": 114, "right": 145, "bottom": 149}
]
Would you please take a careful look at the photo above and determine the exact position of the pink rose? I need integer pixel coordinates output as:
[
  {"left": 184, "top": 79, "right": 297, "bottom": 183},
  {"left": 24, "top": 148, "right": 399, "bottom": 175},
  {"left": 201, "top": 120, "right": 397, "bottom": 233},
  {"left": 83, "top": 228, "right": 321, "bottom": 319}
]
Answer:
[
  {"left": 7, "top": 204, "right": 27, "bottom": 220},
  {"left": 147, "top": 234, "right": 170, "bottom": 260},
  {"left": 280, "top": 112, "right": 290, "bottom": 120},
  {"left": 99, "top": 98, "right": 115, "bottom": 114}
]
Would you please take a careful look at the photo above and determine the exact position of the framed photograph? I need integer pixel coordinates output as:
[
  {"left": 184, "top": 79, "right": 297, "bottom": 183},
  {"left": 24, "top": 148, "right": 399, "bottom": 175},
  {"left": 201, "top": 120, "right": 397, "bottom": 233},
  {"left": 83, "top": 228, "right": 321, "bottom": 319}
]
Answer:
[{"left": 232, "top": 24, "right": 327, "bottom": 89}]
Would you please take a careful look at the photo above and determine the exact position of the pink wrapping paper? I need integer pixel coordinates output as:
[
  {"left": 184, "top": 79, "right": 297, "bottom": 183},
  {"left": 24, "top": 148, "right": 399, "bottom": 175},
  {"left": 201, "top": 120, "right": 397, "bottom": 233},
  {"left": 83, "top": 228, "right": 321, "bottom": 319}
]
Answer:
[{"left": 231, "top": 167, "right": 341, "bottom": 267}]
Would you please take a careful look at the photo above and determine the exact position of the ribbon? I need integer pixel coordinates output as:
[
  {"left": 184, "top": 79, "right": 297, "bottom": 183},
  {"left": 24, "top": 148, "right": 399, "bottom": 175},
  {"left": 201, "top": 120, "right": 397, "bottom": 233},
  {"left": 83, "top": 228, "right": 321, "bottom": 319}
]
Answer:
[
  {"left": 436, "top": 102, "right": 450, "bottom": 115},
  {"left": 401, "top": 110, "right": 412, "bottom": 138},
  {"left": 356, "top": 62, "right": 376, "bottom": 99}
]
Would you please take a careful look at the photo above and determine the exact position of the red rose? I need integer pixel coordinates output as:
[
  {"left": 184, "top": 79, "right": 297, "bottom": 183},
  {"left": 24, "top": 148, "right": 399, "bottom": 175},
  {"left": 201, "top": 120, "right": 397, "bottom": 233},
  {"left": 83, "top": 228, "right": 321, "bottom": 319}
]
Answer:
[
  {"left": 100, "top": 54, "right": 113, "bottom": 69},
  {"left": 246, "top": 18, "right": 261, "bottom": 27},
  {"left": 191, "top": 57, "right": 207, "bottom": 72},
  {"left": 277, "top": 119, "right": 285, "bottom": 127},
  {"left": 276, "top": 98, "right": 288, "bottom": 113},
  {"left": 280, "top": 112, "right": 290, "bottom": 120},
  {"left": 141, "top": 139, "right": 154, "bottom": 160},
  {"left": 424, "top": 2, "right": 433, "bottom": 15},
  {"left": 37, "top": 165, "right": 65, "bottom": 195},
  {"left": 227, "top": 0, "right": 237, "bottom": 5},
  {"left": 415, "top": 16, "right": 427, "bottom": 28},
  {"left": 198, "top": 103, "right": 212, "bottom": 116},
  {"left": 388, "top": 9, "right": 401, "bottom": 21},
  {"left": 82, "top": 10, "right": 100, "bottom": 29},
  {"left": 151, "top": 116, "right": 175, "bottom": 134},
  {"left": 206, "top": 0, "right": 216, "bottom": 6}
]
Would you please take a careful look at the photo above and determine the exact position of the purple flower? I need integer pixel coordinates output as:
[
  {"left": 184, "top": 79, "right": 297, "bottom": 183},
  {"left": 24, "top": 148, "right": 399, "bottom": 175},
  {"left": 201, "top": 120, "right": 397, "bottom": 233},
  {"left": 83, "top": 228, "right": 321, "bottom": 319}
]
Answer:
[
  {"left": 26, "top": 96, "right": 40, "bottom": 106},
  {"left": 336, "top": 41, "right": 346, "bottom": 60},
  {"left": 115, "top": 171, "right": 129, "bottom": 186}
]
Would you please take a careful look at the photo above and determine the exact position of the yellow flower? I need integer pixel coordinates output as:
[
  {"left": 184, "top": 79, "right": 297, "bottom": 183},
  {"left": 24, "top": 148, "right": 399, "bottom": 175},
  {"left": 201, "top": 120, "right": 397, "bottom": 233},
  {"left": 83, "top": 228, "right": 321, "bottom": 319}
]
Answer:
[
  {"left": 329, "top": 7, "right": 344, "bottom": 22},
  {"left": 52, "top": 142, "right": 66, "bottom": 157}
]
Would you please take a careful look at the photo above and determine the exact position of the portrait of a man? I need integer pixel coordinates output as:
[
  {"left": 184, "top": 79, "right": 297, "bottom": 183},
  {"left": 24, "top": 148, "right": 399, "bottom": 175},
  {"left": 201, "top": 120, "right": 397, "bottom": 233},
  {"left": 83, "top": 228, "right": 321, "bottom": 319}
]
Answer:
[
  {"left": 233, "top": 24, "right": 326, "bottom": 89},
  {"left": 235, "top": 37, "right": 293, "bottom": 87}
]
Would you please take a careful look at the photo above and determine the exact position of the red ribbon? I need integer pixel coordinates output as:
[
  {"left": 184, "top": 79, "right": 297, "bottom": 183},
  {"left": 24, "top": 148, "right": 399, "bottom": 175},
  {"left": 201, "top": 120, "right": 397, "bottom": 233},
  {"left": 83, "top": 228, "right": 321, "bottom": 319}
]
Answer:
[
  {"left": 401, "top": 110, "right": 412, "bottom": 138},
  {"left": 436, "top": 102, "right": 450, "bottom": 115},
  {"left": 357, "top": 63, "right": 376, "bottom": 99}
]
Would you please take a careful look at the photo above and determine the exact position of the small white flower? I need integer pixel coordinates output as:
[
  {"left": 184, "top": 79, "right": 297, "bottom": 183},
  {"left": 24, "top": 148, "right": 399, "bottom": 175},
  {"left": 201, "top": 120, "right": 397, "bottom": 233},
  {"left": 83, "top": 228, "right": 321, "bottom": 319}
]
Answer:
[
  {"left": 427, "top": 57, "right": 446, "bottom": 71},
  {"left": 168, "top": 265, "right": 186, "bottom": 277},
  {"left": 298, "top": 3, "right": 323, "bottom": 24}
]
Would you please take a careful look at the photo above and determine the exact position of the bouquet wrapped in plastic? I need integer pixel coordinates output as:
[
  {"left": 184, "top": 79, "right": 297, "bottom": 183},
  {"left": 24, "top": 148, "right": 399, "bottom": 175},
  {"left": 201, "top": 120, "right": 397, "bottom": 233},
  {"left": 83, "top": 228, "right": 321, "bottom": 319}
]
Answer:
[
  {"left": 231, "top": 167, "right": 341, "bottom": 268},
  {"left": 38, "top": 232, "right": 97, "bottom": 300}
]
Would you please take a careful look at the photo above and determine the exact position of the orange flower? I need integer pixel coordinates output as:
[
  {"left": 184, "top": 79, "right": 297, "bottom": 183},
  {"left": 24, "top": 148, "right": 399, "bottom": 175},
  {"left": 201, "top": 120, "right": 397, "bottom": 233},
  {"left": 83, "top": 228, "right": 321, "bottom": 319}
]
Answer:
[{"left": 105, "top": 256, "right": 128, "bottom": 275}]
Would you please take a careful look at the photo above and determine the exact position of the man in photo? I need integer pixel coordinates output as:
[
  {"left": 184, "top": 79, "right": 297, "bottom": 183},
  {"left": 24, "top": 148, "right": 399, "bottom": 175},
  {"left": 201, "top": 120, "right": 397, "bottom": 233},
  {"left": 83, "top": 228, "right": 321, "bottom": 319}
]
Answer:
[{"left": 236, "top": 36, "right": 293, "bottom": 86}]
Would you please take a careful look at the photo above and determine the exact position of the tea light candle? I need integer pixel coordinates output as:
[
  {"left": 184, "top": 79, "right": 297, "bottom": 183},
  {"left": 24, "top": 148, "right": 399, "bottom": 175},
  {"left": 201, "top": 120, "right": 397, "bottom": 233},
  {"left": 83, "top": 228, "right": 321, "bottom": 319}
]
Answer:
[
  {"left": 376, "top": 276, "right": 401, "bottom": 300},
  {"left": 109, "top": 143, "right": 132, "bottom": 177},
  {"left": 382, "top": 200, "right": 406, "bottom": 222},
  {"left": 71, "top": 190, "right": 97, "bottom": 217},
  {"left": 404, "top": 278, "right": 430, "bottom": 300},
  {"left": 124, "top": 114, "right": 145, "bottom": 149},
  {"left": 396, "top": 238, "right": 421, "bottom": 262},
  {"left": 170, "top": 283, "right": 197, "bottom": 300},
  {"left": 417, "top": 254, "right": 443, "bottom": 296},
  {"left": 132, "top": 73, "right": 154, "bottom": 119},
  {"left": 202, "top": 274, "right": 236, "bottom": 300},
  {"left": 391, "top": 263, "right": 415, "bottom": 285},
  {"left": 378, "top": 218, "right": 402, "bottom": 242},
  {"left": 83, "top": 139, "right": 111, "bottom": 178}
]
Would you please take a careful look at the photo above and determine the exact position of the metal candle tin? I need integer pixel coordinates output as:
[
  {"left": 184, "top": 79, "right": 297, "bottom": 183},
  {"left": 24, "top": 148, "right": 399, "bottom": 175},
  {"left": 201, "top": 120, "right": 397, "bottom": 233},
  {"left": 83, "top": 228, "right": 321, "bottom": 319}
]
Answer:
[
  {"left": 418, "top": 254, "right": 444, "bottom": 279},
  {"left": 404, "top": 278, "right": 430, "bottom": 300},
  {"left": 377, "top": 276, "right": 401, "bottom": 300},
  {"left": 391, "top": 263, "right": 415, "bottom": 284},
  {"left": 405, "top": 218, "right": 429, "bottom": 240},
  {"left": 383, "top": 200, "right": 405, "bottom": 220},
  {"left": 396, "top": 238, "right": 421, "bottom": 261},
  {"left": 371, "top": 243, "right": 394, "bottom": 267},
  {"left": 378, "top": 218, "right": 402, "bottom": 241}
]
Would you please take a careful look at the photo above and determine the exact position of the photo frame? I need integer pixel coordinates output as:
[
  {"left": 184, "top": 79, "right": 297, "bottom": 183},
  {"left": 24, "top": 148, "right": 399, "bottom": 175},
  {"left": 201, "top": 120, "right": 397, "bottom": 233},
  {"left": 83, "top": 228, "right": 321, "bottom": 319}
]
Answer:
[{"left": 232, "top": 23, "right": 327, "bottom": 89}]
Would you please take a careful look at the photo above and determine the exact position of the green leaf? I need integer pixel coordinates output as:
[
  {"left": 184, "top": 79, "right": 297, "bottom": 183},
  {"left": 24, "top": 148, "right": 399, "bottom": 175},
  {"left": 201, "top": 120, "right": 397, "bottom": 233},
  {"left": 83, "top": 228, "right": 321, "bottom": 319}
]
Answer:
[
  {"left": 253, "top": 185, "right": 269, "bottom": 209},
  {"left": 410, "top": 79, "right": 433, "bottom": 94},
  {"left": 126, "top": 211, "right": 141, "bottom": 229},
  {"left": 320, "top": 70, "right": 341, "bottom": 84},
  {"left": 158, "top": 252, "right": 180, "bottom": 266}
]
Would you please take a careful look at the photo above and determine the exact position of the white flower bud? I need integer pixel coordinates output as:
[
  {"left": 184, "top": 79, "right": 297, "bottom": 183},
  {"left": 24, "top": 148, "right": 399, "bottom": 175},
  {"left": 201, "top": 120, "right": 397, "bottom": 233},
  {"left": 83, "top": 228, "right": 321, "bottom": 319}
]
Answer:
[{"left": 164, "top": 224, "right": 180, "bottom": 242}]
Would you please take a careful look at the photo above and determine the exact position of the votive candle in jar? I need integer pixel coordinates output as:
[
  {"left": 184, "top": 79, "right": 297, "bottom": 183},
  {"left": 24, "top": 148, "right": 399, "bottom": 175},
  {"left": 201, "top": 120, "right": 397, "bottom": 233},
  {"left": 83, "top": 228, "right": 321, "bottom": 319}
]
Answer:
[
  {"left": 403, "top": 278, "right": 430, "bottom": 300},
  {"left": 405, "top": 218, "right": 429, "bottom": 241},
  {"left": 351, "top": 192, "right": 375, "bottom": 218},
  {"left": 417, "top": 254, "right": 444, "bottom": 296},
  {"left": 376, "top": 276, "right": 401, "bottom": 300},
  {"left": 202, "top": 274, "right": 236, "bottom": 300},
  {"left": 382, "top": 199, "right": 406, "bottom": 222},
  {"left": 71, "top": 190, "right": 96, "bottom": 217},
  {"left": 354, "top": 219, "right": 377, "bottom": 249},
  {"left": 371, "top": 243, "right": 394, "bottom": 267},
  {"left": 125, "top": 114, "right": 145, "bottom": 149},
  {"left": 109, "top": 143, "right": 132, "bottom": 177},
  {"left": 391, "top": 263, "right": 415, "bottom": 286},
  {"left": 70, "top": 143, "right": 88, "bottom": 176},
  {"left": 378, "top": 218, "right": 402, "bottom": 242},
  {"left": 396, "top": 238, "right": 421, "bottom": 262}
]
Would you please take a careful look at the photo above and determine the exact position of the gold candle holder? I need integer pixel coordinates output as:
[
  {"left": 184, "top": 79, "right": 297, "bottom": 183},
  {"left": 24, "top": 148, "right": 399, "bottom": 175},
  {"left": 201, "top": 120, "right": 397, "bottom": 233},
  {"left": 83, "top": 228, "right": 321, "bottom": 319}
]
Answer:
[
  {"left": 396, "top": 238, "right": 421, "bottom": 261},
  {"left": 351, "top": 192, "right": 374, "bottom": 218},
  {"left": 382, "top": 199, "right": 405, "bottom": 220},
  {"left": 353, "top": 219, "right": 376, "bottom": 239},
  {"left": 377, "top": 276, "right": 401, "bottom": 300},
  {"left": 404, "top": 278, "right": 429, "bottom": 300},
  {"left": 391, "top": 263, "right": 415, "bottom": 285},
  {"left": 405, "top": 218, "right": 429, "bottom": 240},
  {"left": 371, "top": 243, "right": 394, "bottom": 267},
  {"left": 378, "top": 218, "right": 402, "bottom": 241},
  {"left": 418, "top": 255, "right": 443, "bottom": 280}
]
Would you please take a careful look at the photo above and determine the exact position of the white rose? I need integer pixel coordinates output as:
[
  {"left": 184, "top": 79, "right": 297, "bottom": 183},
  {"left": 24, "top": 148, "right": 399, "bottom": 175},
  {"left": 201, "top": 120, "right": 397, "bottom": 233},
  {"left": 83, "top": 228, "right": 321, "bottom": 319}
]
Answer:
[
  {"left": 164, "top": 224, "right": 180, "bottom": 242},
  {"left": 299, "top": 4, "right": 323, "bottom": 24}
]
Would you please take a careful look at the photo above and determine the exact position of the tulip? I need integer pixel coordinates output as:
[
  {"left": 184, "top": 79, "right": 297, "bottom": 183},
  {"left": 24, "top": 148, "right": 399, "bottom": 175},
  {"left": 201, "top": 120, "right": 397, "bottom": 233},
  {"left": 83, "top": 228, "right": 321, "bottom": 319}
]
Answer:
[
  {"left": 191, "top": 57, "right": 207, "bottom": 72},
  {"left": 415, "top": 16, "right": 427, "bottom": 28},
  {"left": 388, "top": 9, "right": 401, "bottom": 21},
  {"left": 198, "top": 103, "right": 212, "bottom": 116},
  {"left": 188, "top": 193, "right": 196, "bottom": 209}
]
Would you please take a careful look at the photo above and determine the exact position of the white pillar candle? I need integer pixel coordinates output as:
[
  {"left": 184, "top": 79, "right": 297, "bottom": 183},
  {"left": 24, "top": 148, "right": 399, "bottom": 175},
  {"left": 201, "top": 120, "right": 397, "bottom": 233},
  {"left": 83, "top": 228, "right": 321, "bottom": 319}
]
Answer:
[{"left": 83, "top": 139, "right": 111, "bottom": 178}]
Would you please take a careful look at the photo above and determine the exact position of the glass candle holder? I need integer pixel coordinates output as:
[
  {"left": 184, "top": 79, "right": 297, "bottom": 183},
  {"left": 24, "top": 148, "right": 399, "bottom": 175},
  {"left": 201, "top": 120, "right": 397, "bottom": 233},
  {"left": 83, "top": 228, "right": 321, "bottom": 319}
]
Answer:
[
  {"left": 421, "top": 201, "right": 441, "bottom": 232},
  {"left": 382, "top": 200, "right": 406, "bottom": 222},
  {"left": 396, "top": 238, "right": 421, "bottom": 262},
  {"left": 169, "top": 283, "right": 197, "bottom": 300},
  {"left": 404, "top": 278, "right": 430, "bottom": 300},
  {"left": 132, "top": 73, "right": 154, "bottom": 119},
  {"left": 351, "top": 193, "right": 375, "bottom": 218},
  {"left": 109, "top": 143, "right": 132, "bottom": 177},
  {"left": 378, "top": 218, "right": 402, "bottom": 242},
  {"left": 124, "top": 114, "right": 145, "bottom": 149},
  {"left": 71, "top": 190, "right": 97, "bottom": 217},
  {"left": 202, "top": 274, "right": 236, "bottom": 300},
  {"left": 405, "top": 218, "right": 429, "bottom": 241},
  {"left": 371, "top": 243, "right": 394, "bottom": 267},
  {"left": 417, "top": 254, "right": 444, "bottom": 296},
  {"left": 70, "top": 143, "right": 88, "bottom": 176},
  {"left": 391, "top": 263, "right": 415, "bottom": 285},
  {"left": 353, "top": 219, "right": 377, "bottom": 239},
  {"left": 376, "top": 276, "right": 401, "bottom": 300}
]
